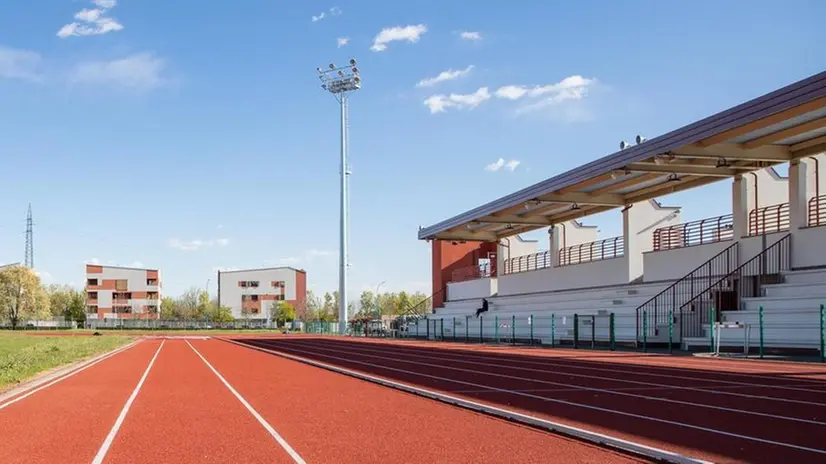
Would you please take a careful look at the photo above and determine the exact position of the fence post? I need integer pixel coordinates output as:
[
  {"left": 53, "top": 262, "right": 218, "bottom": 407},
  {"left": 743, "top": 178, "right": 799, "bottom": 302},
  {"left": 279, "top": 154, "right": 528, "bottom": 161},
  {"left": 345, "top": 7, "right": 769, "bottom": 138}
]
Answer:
[
  {"left": 573, "top": 314, "right": 579, "bottom": 349},
  {"left": 440, "top": 318, "right": 444, "bottom": 341},
  {"left": 480, "top": 316, "right": 484, "bottom": 344},
  {"left": 530, "top": 314, "right": 534, "bottom": 346},
  {"left": 466, "top": 316, "right": 470, "bottom": 342},
  {"left": 610, "top": 313, "right": 616, "bottom": 351},
  {"left": 512, "top": 315, "right": 516, "bottom": 346},
  {"left": 453, "top": 317, "right": 456, "bottom": 342},
  {"left": 759, "top": 306, "right": 765, "bottom": 359},
  {"left": 591, "top": 315, "right": 596, "bottom": 349},
  {"left": 495, "top": 316, "right": 499, "bottom": 344},
  {"left": 709, "top": 307, "right": 716, "bottom": 352},
  {"left": 820, "top": 304, "right": 825, "bottom": 363},
  {"left": 417, "top": 320, "right": 420, "bottom": 339},
  {"left": 551, "top": 314, "right": 555, "bottom": 348},
  {"left": 668, "top": 310, "right": 673, "bottom": 354},
  {"left": 642, "top": 310, "right": 648, "bottom": 353}
]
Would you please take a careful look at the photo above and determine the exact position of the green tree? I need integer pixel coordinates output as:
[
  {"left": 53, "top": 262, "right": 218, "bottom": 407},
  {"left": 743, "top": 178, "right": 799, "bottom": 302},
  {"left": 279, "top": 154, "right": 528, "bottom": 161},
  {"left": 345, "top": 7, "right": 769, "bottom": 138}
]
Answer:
[
  {"left": 160, "top": 296, "right": 179, "bottom": 319},
  {"left": 303, "top": 289, "right": 321, "bottom": 321},
  {"left": 0, "top": 265, "right": 50, "bottom": 329},
  {"left": 272, "top": 301, "right": 296, "bottom": 326},
  {"left": 207, "top": 305, "right": 234, "bottom": 323},
  {"left": 358, "top": 290, "right": 375, "bottom": 318}
]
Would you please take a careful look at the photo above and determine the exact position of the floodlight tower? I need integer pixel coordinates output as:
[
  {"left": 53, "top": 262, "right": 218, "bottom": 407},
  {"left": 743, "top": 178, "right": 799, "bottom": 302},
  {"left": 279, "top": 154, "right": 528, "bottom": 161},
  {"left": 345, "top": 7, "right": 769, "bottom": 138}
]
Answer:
[{"left": 317, "top": 59, "right": 361, "bottom": 334}]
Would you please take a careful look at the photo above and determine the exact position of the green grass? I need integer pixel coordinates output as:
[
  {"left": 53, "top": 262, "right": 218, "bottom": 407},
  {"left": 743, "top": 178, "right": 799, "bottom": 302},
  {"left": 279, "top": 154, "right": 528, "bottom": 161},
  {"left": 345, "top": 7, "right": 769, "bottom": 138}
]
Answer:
[{"left": 0, "top": 332, "right": 133, "bottom": 390}]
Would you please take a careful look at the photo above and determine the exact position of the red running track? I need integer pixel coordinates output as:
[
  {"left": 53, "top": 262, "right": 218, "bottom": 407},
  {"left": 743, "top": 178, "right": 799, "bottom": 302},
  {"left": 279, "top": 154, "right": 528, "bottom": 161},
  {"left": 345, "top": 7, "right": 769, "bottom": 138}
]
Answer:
[
  {"left": 0, "top": 337, "right": 644, "bottom": 464},
  {"left": 236, "top": 336, "right": 826, "bottom": 464}
]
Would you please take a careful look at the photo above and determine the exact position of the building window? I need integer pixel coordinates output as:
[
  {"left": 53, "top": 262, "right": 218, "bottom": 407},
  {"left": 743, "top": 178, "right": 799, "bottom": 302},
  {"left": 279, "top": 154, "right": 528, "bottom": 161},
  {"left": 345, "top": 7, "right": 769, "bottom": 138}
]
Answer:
[
  {"left": 87, "top": 305, "right": 98, "bottom": 313},
  {"left": 87, "top": 278, "right": 98, "bottom": 286},
  {"left": 276, "top": 294, "right": 284, "bottom": 301},
  {"left": 147, "top": 292, "right": 159, "bottom": 300},
  {"left": 147, "top": 278, "right": 158, "bottom": 286},
  {"left": 239, "top": 281, "right": 260, "bottom": 288},
  {"left": 88, "top": 292, "right": 98, "bottom": 300},
  {"left": 271, "top": 281, "right": 285, "bottom": 288}
]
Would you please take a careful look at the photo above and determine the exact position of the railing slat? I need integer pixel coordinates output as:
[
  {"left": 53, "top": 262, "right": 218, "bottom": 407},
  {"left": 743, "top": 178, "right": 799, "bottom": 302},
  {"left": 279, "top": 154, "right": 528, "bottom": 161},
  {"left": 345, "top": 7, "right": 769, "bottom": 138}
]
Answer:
[
  {"left": 809, "top": 195, "right": 826, "bottom": 227},
  {"left": 653, "top": 214, "right": 733, "bottom": 251}
]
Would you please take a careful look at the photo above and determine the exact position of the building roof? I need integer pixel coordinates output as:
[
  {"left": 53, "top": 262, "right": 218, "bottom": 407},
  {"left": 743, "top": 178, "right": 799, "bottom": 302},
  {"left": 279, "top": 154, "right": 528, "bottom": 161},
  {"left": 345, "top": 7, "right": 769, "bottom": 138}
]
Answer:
[
  {"left": 86, "top": 264, "right": 158, "bottom": 272},
  {"left": 217, "top": 266, "right": 307, "bottom": 275},
  {"left": 418, "top": 71, "right": 826, "bottom": 242}
]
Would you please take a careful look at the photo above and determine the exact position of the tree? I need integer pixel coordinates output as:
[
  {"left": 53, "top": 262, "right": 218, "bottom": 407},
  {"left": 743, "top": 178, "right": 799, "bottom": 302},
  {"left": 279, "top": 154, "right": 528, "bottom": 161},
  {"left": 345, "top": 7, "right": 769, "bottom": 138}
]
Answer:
[
  {"left": 160, "top": 296, "right": 179, "bottom": 319},
  {"left": 178, "top": 287, "right": 202, "bottom": 320},
  {"left": 303, "top": 289, "right": 321, "bottom": 321},
  {"left": 0, "top": 265, "right": 49, "bottom": 329},
  {"left": 272, "top": 301, "right": 296, "bottom": 327},
  {"left": 359, "top": 290, "right": 375, "bottom": 318},
  {"left": 209, "top": 306, "right": 234, "bottom": 323}
]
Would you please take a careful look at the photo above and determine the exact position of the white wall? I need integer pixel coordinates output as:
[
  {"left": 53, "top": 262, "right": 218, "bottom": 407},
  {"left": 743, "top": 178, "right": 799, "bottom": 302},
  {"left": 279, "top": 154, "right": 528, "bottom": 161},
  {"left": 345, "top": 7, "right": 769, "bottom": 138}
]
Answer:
[
  {"left": 643, "top": 240, "right": 734, "bottom": 281},
  {"left": 497, "top": 256, "right": 628, "bottom": 296},
  {"left": 743, "top": 167, "right": 789, "bottom": 210},
  {"left": 447, "top": 278, "right": 497, "bottom": 301},
  {"left": 86, "top": 266, "right": 160, "bottom": 317},
  {"left": 626, "top": 200, "right": 681, "bottom": 282},
  {"left": 792, "top": 225, "right": 826, "bottom": 269},
  {"left": 219, "top": 267, "right": 299, "bottom": 319}
]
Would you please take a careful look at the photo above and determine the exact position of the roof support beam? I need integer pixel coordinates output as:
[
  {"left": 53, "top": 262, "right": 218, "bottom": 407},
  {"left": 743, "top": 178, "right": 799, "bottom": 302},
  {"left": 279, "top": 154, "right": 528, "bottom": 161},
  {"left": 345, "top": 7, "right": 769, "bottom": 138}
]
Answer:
[
  {"left": 588, "top": 173, "right": 662, "bottom": 195},
  {"left": 625, "top": 163, "right": 738, "bottom": 177},
  {"left": 697, "top": 96, "right": 826, "bottom": 147},
  {"left": 742, "top": 116, "right": 826, "bottom": 149},
  {"left": 791, "top": 135, "right": 826, "bottom": 153},
  {"left": 624, "top": 176, "right": 715, "bottom": 203},
  {"left": 476, "top": 215, "right": 552, "bottom": 226},
  {"left": 673, "top": 143, "right": 791, "bottom": 162},
  {"left": 429, "top": 230, "right": 500, "bottom": 242},
  {"left": 536, "top": 192, "right": 626, "bottom": 206}
]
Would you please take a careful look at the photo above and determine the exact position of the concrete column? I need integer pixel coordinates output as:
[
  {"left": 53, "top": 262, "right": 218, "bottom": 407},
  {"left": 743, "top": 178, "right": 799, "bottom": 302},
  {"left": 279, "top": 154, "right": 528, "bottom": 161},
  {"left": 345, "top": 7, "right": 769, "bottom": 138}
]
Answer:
[
  {"left": 788, "top": 159, "right": 808, "bottom": 231},
  {"left": 622, "top": 204, "right": 637, "bottom": 282},
  {"left": 550, "top": 225, "right": 561, "bottom": 267},
  {"left": 731, "top": 175, "right": 749, "bottom": 239}
]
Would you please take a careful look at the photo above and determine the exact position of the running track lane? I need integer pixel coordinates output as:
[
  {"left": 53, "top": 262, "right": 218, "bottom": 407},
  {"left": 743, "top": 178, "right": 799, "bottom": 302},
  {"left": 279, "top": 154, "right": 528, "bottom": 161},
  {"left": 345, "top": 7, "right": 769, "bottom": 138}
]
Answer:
[
  {"left": 192, "top": 338, "right": 647, "bottom": 464},
  {"left": 243, "top": 337, "right": 826, "bottom": 464},
  {"left": 0, "top": 340, "right": 160, "bottom": 464},
  {"left": 100, "top": 340, "right": 301, "bottom": 464}
]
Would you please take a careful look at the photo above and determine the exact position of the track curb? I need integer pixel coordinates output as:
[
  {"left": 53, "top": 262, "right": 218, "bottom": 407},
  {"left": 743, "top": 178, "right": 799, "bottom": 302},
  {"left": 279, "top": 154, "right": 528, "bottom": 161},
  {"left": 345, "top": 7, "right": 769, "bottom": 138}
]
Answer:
[{"left": 219, "top": 337, "right": 713, "bottom": 464}]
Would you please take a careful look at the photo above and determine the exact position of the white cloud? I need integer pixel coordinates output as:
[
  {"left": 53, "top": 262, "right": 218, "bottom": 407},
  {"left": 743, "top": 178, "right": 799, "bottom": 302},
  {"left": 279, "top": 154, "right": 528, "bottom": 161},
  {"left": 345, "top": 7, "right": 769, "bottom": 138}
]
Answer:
[
  {"left": 58, "top": 0, "right": 123, "bottom": 38},
  {"left": 425, "top": 75, "right": 596, "bottom": 115},
  {"left": 485, "top": 158, "right": 521, "bottom": 172},
  {"left": 168, "top": 238, "right": 230, "bottom": 251},
  {"left": 460, "top": 31, "right": 482, "bottom": 41},
  {"left": 69, "top": 52, "right": 167, "bottom": 90},
  {"left": 34, "top": 270, "right": 54, "bottom": 283},
  {"left": 423, "top": 87, "right": 491, "bottom": 114},
  {"left": 370, "top": 24, "right": 427, "bottom": 52},
  {"left": 266, "top": 249, "right": 334, "bottom": 267},
  {"left": 312, "top": 6, "right": 342, "bottom": 22},
  {"left": 416, "top": 65, "right": 474, "bottom": 88},
  {"left": 0, "top": 46, "right": 43, "bottom": 82},
  {"left": 337, "top": 37, "right": 350, "bottom": 48}
]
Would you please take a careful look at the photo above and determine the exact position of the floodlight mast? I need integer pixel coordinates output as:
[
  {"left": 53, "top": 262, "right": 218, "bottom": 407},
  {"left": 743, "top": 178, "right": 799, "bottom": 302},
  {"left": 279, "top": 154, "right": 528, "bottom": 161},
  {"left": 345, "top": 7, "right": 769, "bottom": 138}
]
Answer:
[{"left": 318, "top": 59, "right": 361, "bottom": 334}]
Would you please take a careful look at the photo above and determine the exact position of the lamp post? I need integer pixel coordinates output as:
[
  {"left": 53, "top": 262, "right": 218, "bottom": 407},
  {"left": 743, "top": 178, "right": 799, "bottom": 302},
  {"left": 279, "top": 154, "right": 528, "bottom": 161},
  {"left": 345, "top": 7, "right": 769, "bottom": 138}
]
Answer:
[
  {"left": 317, "top": 58, "right": 361, "bottom": 335},
  {"left": 375, "top": 281, "right": 385, "bottom": 319}
]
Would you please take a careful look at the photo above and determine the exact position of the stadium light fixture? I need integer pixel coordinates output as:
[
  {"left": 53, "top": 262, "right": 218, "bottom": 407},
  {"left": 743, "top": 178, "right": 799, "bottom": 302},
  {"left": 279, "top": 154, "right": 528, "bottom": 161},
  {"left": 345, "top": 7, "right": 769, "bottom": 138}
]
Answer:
[{"left": 317, "top": 59, "right": 361, "bottom": 334}]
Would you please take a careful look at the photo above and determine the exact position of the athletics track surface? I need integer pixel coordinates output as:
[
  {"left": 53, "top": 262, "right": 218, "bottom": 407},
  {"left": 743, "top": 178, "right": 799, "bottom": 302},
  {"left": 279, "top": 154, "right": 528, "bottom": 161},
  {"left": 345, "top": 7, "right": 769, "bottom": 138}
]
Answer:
[{"left": 1, "top": 336, "right": 824, "bottom": 463}]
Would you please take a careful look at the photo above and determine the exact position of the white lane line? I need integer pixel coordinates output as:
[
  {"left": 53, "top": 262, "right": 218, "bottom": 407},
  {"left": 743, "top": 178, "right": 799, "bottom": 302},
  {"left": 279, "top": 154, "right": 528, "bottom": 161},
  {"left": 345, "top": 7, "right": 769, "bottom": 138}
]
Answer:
[
  {"left": 256, "top": 340, "right": 826, "bottom": 456},
  {"left": 312, "top": 340, "right": 826, "bottom": 407},
  {"left": 92, "top": 340, "right": 165, "bottom": 464},
  {"left": 227, "top": 339, "right": 711, "bottom": 464},
  {"left": 284, "top": 339, "right": 826, "bottom": 426},
  {"left": 185, "top": 340, "right": 306, "bottom": 464},
  {"left": 348, "top": 338, "right": 826, "bottom": 387},
  {"left": 0, "top": 340, "right": 141, "bottom": 411}
]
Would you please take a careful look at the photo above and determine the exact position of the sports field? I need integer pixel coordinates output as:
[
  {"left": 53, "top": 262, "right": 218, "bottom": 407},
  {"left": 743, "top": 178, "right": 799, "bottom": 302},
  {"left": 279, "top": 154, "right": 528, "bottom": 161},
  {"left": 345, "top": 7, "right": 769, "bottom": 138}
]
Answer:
[{"left": 1, "top": 335, "right": 825, "bottom": 463}]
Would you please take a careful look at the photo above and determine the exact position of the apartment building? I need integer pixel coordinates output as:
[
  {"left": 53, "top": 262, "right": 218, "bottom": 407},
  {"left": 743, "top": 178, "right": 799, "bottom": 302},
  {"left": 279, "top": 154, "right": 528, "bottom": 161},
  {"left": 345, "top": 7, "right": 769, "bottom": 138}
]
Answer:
[
  {"left": 85, "top": 264, "right": 161, "bottom": 320},
  {"left": 217, "top": 267, "right": 306, "bottom": 320}
]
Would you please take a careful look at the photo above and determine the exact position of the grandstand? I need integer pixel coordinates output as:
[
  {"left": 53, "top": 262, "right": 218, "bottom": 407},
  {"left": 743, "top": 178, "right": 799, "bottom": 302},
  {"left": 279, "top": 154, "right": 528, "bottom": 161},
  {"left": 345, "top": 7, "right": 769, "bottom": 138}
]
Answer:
[{"left": 415, "top": 71, "right": 826, "bottom": 354}]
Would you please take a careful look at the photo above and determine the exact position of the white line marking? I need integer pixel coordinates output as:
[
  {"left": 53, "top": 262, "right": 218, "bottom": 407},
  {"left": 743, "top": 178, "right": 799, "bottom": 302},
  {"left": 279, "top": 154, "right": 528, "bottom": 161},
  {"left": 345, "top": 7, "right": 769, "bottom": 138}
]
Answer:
[
  {"left": 284, "top": 339, "right": 826, "bottom": 426},
  {"left": 347, "top": 339, "right": 826, "bottom": 392},
  {"left": 186, "top": 340, "right": 306, "bottom": 464},
  {"left": 92, "top": 340, "right": 165, "bottom": 464},
  {"left": 0, "top": 340, "right": 140, "bottom": 411},
  {"left": 225, "top": 338, "right": 711, "bottom": 464},
  {"left": 313, "top": 339, "right": 826, "bottom": 407},
  {"left": 257, "top": 340, "right": 826, "bottom": 456}
]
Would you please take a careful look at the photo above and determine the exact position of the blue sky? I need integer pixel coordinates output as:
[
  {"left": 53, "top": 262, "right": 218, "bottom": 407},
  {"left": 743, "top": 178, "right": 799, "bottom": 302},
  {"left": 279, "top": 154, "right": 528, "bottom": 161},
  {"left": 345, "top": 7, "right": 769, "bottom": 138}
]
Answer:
[{"left": 0, "top": 0, "right": 823, "bottom": 299}]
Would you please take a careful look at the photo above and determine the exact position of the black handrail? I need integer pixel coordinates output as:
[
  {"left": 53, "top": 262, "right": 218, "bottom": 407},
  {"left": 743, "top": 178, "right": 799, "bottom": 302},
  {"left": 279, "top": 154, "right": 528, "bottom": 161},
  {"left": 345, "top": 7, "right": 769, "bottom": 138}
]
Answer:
[{"left": 635, "top": 242, "right": 738, "bottom": 343}]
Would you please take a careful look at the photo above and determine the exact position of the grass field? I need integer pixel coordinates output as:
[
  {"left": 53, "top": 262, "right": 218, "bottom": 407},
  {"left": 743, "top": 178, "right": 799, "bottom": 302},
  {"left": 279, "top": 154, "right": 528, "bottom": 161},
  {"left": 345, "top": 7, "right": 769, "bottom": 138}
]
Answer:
[{"left": 0, "top": 332, "right": 134, "bottom": 390}]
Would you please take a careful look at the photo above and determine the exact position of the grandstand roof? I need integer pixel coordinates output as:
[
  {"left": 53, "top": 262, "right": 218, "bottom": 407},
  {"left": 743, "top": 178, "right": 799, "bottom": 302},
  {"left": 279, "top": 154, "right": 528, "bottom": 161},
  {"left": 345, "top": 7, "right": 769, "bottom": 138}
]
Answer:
[{"left": 418, "top": 71, "right": 826, "bottom": 242}]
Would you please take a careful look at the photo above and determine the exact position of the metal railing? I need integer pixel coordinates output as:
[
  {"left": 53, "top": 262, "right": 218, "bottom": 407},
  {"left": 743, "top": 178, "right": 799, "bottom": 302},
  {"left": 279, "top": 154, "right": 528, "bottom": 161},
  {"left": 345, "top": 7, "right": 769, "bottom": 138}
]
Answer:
[
  {"left": 636, "top": 242, "right": 738, "bottom": 343},
  {"left": 678, "top": 233, "right": 791, "bottom": 339},
  {"left": 653, "top": 214, "right": 734, "bottom": 251},
  {"left": 503, "top": 250, "right": 552, "bottom": 275},
  {"left": 749, "top": 203, "right": 789, "bottom": 236},
  {"left": 809, "top": 195, "right": 826, "bottom": 227},
  {"left": 559, "top": 236, "right": 624, "bottom": 266},
  {"left": 450, "top": 262, "right": 491, "bottom": 283}
]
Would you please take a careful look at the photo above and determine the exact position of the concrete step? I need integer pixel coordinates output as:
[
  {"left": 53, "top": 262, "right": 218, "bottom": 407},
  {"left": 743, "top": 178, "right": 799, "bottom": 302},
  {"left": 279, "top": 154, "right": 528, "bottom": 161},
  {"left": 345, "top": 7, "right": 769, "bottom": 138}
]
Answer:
[
  {"left": 781, "top": 268, "right": 826, "bottom": 285},
  {"left": 742, "top": 295, "right": 826, "bottom": 311},
  {"left": 763, "top": 282, "right": 826, "bottom": 298}
]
